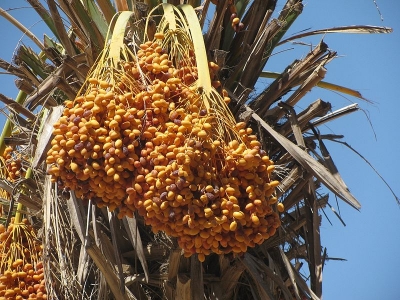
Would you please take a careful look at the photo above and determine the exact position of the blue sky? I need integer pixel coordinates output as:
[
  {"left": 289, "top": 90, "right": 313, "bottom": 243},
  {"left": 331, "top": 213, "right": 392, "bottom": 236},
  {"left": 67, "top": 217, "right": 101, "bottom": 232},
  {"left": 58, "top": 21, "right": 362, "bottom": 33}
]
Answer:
[{"left": 0, "top": 1, "right": 399, "bottom": 299}]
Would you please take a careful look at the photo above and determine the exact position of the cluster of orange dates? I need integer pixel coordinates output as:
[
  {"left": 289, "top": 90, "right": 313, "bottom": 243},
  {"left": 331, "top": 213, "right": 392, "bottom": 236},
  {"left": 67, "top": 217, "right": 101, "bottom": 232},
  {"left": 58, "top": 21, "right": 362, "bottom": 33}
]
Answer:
[
  {"left": 0, "top": 219, "right": 46, "bottom": 299},
  {"left": 47, "top": 34, "right": 282, "bottom": 260}
]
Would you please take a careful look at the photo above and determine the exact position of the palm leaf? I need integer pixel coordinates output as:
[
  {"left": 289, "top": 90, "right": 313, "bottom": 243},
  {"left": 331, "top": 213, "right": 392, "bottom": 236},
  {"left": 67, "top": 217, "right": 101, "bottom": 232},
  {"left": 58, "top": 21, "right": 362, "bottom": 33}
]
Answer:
[
  {"left": 249, "top": 106, "right": 361, "bottom": 210},
  {"left": 26, "top": 0, "right": 60, "bottom": 41},
  {"left": 260, "top": 71, "right": 368, "bottom": 101},
  {"left": 278, "top": 25, "right": 393, "bottom": 45}
]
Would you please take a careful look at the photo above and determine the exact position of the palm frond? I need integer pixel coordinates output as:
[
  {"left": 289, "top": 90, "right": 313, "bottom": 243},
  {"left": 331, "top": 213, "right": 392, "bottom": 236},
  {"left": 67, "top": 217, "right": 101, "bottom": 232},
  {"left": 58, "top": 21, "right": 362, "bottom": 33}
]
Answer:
[{"left": 278, "top": 25, "right": 393, "bottom": 45}]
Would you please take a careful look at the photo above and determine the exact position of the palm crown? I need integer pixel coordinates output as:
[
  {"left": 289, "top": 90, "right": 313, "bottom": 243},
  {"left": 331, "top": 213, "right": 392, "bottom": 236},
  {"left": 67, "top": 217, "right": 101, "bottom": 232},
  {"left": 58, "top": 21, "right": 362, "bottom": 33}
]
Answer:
[{"left": 0, "top": 1, "right": 392, "bottom": 299}]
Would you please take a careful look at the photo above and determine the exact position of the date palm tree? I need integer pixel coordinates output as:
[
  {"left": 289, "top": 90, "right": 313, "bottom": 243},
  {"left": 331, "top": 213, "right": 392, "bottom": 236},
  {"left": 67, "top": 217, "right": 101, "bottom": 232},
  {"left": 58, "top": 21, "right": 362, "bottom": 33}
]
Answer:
[{"left": 0, "top": 1, "right": 393, "bottom": 299}]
